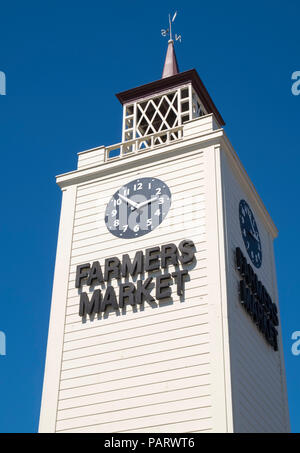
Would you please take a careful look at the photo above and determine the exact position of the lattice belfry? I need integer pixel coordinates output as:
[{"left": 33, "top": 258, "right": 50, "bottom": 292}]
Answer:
[{"left": 122, "top": 84, "right": 206, "bottom": 154}]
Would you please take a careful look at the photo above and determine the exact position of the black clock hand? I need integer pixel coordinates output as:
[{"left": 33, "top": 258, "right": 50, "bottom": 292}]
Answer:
[{"left": 247, "top": 229, "right": 258, "bottom": 242}]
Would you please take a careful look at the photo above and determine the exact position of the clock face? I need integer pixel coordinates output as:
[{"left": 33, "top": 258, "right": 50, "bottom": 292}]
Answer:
[
  {"left": 105, "top": 177, "right": 171, "bottom": 239},
  {"left": 239, "top": 199, "right": 262, "bottom": 268}
]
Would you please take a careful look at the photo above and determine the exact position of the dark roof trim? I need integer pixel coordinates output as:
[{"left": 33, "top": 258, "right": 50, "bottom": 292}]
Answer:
[{"left": 115, "top": 69, "right": 225, "bottom": 126}]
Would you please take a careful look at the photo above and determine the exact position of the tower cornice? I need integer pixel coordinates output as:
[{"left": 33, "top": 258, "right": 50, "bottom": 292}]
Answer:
[{"left": 116, "top": 69, "right": 225, "bottom": 127}]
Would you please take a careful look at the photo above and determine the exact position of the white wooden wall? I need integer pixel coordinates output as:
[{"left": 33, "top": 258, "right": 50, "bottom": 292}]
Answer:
[
  {"left": 220, "top": 148, "right": 290, "bottom": 433},
  {"left": 39, "top": 115, "right": 289, "bottom": 433},
  {"left": 39, "top": 115, "right": 234, "bottom": 432},
  {"left": 57, "top": 149, "right": 212, "bottom": 433}
]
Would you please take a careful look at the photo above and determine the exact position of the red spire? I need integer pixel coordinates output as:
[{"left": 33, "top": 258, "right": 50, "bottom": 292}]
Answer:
[{"left": 162, "top": 39, "right": 179, "bottom": 79}]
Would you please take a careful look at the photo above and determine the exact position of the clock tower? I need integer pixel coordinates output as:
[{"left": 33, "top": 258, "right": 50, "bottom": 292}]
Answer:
[{"left": 39, "top": 39, "right": 290, "bottom": 433}]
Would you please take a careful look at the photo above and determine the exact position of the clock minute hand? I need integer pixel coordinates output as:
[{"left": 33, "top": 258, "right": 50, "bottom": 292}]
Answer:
[
  {"left": 249, "top": 217, "right": 259, "bottom": 241},
  {"left": 118, "top": 193, "right": 139, "bottom": 209},
  {"left": 247, "top": 229, "right": 258, "bottom": 242},
  {"left": 136, "top": 196, "right": 158, "bottom": 210}
]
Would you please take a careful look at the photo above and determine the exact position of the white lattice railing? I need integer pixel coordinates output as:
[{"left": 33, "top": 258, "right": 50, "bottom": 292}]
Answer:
[{"left": 105, "top": 125, "right": 183, "bottom": 161}]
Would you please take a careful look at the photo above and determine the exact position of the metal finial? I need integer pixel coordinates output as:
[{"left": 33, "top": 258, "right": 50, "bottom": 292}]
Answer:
[{"left": 161, "top": 11, "right": 182, "bottom": 43}]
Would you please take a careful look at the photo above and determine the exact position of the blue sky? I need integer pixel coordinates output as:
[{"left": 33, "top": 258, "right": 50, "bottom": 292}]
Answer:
[{"left": 0, "top": 0, "right": 299, "bottom": 433}]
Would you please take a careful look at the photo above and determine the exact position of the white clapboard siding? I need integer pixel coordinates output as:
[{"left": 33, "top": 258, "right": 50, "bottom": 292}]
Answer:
[
  {"left": 221, "top": 150, "right": 289, "bottom": 432},
  {"left": 77, "top": 147, "right": 105, "bottom": 169},
  {"left": 74, "top": 174, "right": 205, "bottom": 209},
  {"left": 74, "top": 177, "right": 205, "bottom": 219},
  {"left": 64, "top": 298, "right": 207, "bottom": 339},
  {"left": 71, "top": 214, "right": 205, "bottom": 241},
  {"left": 67, "top": 239, "right": 206, "bottom": 279},
  {"left": 58, "top": 373, "right": 210, "bottom": 410},
  {"left": 70, "top": 227, "right": 206, "bottom": 266},
  {"left": 61, "top": 339, "right": 209, "bottom": 374},
  {"left": 78, "top": 419, "right": 213, "bottom": 434},
  {"left": 65, "top": 293, "right": 208, "bottom": 327},
  {"left": 74, "top": 198, "right": 205, "bottom": 224},
  {"left": 62, "top": 319, "right": 209, "bottom": 357},
  {"left": 114, "top": 419, "right": 213, "bottom": 433},
  {"left": 75, "top": 162, "right": 205, "bottom": 204},
  {"left": 74, "top": 184, "right": 205, "bottom": 215},
  {"left": 66, "top": 265, "right": 207, "bottom": 301},
  {"left": 184, "top": 114, "right": 219, "bottom": 137},
  {"left": 59, "top": 351, "right": 210, "bottom": 391},
  {"left": 67, "top": 273, "right": 207, "bottom": 300},
  {"left": 51, "top": 146, "right": 212, "bottom": 433},
  {"left": 57, "top": 387, "right": 211, "bottom": 420},
  {"left": 56, "top": 397, "right": 212, "bottom": 431},
  {"left": 64, "top": 296, "right": 208, "bottom": 335},
  {"left": 65, "top": 296, "right": 208, "bottom": 329},
  {"left": 76, "top": 186, "right": 206, "bottom": 215},
  {"left": 59, "top": 363, "right": 211, "bottom": 400},
  {"left": 39, "top": 114, "right": 289, "bottom": 432},
  {"left": 70, "top": 224, "right": 205, "bottom": 260},
  {"left": 56, "top": 407, "right": 213, "bottom": 433},
  {"left": 62, "top": 312, "right": 208, "bottom": 356},
  {"left": 67, "top": 258, "right": 207, "bottom": 290},
  {"left": 61, "top": 330, "right": 209, "bottom": 380},
  {"left": 75, "top": 152, "right": 204, "bottom": 197}
]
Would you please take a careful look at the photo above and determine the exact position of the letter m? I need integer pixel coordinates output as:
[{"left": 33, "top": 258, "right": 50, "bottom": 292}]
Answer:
[
  {"left": 121, "top": 251, "right": 143, "bottom": 277},
  {"left": 79, "top": 290, "right": 101, "bottom": 316}
]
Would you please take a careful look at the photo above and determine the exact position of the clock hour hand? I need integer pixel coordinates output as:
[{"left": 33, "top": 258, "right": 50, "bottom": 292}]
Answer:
[
  {"left": 136, "top": 196, "right": 159, "bottom": 210},
  {"left": 118, "top": 193, "right": 139, "bottom": 209}
]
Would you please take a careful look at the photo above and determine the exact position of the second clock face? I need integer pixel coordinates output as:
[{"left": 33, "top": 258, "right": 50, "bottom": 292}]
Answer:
[
  {"left": 239, "top": 199, "right": 262, "bottom": 268},
  {"left": 105, "top": 177, "right": 171, "bottom": 239}
]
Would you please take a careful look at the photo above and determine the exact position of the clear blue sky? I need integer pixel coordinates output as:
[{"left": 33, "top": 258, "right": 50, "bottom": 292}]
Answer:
[{"left": 0, "top": 0, "right": 299, "bottom": 433}]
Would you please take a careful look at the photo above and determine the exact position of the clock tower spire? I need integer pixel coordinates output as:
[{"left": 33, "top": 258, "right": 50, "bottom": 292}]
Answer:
[{"left": 162, "top": 39, "right": 179, "bottom": 78}]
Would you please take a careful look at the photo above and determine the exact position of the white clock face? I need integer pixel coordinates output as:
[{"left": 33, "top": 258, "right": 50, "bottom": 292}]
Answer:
[{"left": 105, "top": 177, "right": 171, "bottom": 239}]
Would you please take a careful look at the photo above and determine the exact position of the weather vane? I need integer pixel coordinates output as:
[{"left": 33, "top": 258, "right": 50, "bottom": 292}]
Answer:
[{"left": 161, "top": 11, "right": 182, "bottom": 42}]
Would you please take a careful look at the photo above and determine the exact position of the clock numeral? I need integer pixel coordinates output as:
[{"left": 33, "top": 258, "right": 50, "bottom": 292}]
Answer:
[
  {"left": 154, "top": 209, "right": 160, "bottom": 216},
  {"left": 114, "top": 219, "right": 119, "bottom": 227},
  {"left": 133, "top": 225, "right": 140, "bottom": 232},
  {"left": 133, "top": 183, "right": 142, "bottom": 191},
  {"left": 122, "top": 224, "right": 128, "bottom": 232},
  {"left": 158, "top": 197, "right": 164, "bottom": 204},
  {"left": 114, "top": 198, "right": 122, "bottom": 206},
  {"left": 147, "top": 219, "right": 152, "bottom": 226},
  {"left": 156, "top": 187, "right": 162, "bottom": 195},
  {"left": 111, "top": 209, "right": 117, "bottom": 217}
]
